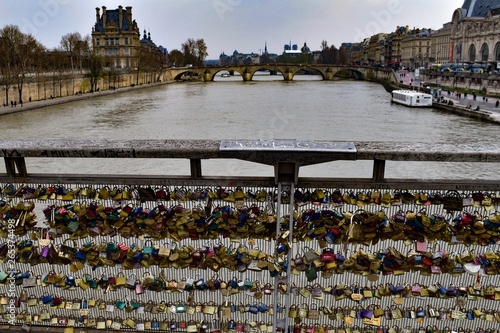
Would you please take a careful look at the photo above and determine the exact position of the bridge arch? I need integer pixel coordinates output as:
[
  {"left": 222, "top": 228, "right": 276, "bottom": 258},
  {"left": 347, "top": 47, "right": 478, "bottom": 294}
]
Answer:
[
  {"left": 172, "top": 70, "right": 201, "bottom": 81},
  {"left": 164, "top": 64, "right": 394, "bottom": 83},
  {"left": 332, "top": 67, "right": 365, "bottom": 80}
]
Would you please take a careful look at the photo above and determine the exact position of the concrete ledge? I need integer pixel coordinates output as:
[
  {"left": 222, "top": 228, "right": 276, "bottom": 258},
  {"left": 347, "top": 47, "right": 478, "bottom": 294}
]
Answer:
[
  {"left": 2, "top": 140, "right": 500, "bottom": 162},
  {"left": 432, "top": 102, "right": 500, "bottom": 125}
]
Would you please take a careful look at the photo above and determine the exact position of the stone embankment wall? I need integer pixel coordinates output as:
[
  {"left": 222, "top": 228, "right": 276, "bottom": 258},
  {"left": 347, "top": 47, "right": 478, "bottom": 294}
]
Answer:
[
  {"left": 2, "top": 71, "right": 164, "bottom": 105},
  {"left": 421, "top": 72, "right": 500, "bottom": 96}
]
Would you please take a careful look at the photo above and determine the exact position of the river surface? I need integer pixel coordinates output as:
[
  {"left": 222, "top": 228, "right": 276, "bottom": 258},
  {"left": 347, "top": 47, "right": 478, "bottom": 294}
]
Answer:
[{"left": 1, "top": 73, "right": 499, "bottom": 180}]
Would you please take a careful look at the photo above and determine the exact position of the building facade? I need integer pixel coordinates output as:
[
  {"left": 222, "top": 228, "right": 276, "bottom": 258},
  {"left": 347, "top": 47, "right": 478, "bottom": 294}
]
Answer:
[
  {"left": 400, "top": 28, "right": 432, "bottom": 69},
  {"left": 430, "top": 23, "right": 452, "bottom": 65},
  {"left": 450, "top": 0, "right": 500, "bottom": 71},
  {"left": 92, "top": 6, "right": 140, "bottom": 69}
]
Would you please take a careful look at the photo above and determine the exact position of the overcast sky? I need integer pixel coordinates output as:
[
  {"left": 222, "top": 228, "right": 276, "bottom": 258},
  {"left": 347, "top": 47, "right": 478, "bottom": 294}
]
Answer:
[{"left": 0, "top": 0, "right": 464, "bottom": 58}]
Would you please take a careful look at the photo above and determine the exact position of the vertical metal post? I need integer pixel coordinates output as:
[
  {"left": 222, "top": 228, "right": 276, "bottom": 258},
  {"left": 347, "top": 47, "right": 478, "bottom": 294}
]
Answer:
[
  {"left": 273, "top": 182, "right": 294, "bottom": 333},
  {"left": 372, "top": 159, "right": 386, "bottom": 182},
  {"left": 285, "top": 182, "right": 294, "bottom": 333},
  {"left": 4, "top": 157, "right": 27, "bottom": 177},
  {"left": 272, "top": 182, "right": 282, "bottom": 333},
  {"left": 190, "top": 159, "right": 202, "bottom": 178}
]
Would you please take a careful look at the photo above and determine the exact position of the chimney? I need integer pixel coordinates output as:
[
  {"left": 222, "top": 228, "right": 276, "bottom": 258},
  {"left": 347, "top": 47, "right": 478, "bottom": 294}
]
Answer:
[
  {"left": 102, "top": 6, "right": 107, "bottom": 28},
  {"left": 118, "top": 5, "right": 123, "bottom": 29},
  {"left": 95, "top": 7, "right": 100, "bottom": 24},
  {"left": 126, "top": 6, "right": 132, "bottom": 25}
]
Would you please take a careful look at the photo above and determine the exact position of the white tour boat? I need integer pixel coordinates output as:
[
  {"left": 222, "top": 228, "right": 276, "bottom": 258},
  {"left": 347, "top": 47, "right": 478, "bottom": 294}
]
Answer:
[{"left": 391, "top": 90, "right": 433, "bottom": 107}]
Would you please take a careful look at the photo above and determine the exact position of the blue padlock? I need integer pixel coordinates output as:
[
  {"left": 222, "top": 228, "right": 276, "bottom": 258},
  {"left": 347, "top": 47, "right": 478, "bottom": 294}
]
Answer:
[
  {"left": 276, "top": 243, "right": 287, "bottom": 254},
  {"left": 195, "top": 277, "right": 207, "bottom": 290},
  {"left": 258, "top": 303, "right": 268, "bottom": 313},
  {"left": 437, "top": 284, "right": 447, "bottom": 295},
  {"left": 229, "top": 277, "right": 238, "bottom": 289},
  {"left": 248, "top": 304, "right": 259, "bottom": 314}
]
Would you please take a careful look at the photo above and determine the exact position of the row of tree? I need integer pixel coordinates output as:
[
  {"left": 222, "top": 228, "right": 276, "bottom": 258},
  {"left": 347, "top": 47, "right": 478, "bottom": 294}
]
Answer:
[{"left": 0, "top": 24, "right": 208, "bottom": 103}]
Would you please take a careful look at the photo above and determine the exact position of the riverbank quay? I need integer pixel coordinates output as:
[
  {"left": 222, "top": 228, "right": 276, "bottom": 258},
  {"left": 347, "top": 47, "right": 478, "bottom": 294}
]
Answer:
[
  {"left": 432, "top": 99, "right": 500, "bottom": 124},
  {"left": 395, "top": 69, "right": 500, "bottom": 124},
  {"left": 0, "top": 80, "right": 172, "bottom": 117}
]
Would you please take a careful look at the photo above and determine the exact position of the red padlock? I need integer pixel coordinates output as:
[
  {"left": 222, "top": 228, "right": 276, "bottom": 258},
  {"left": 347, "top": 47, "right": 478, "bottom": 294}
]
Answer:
[
  {"left": 321, "top": 248, "right": 335, "bottom": 262},
  {"left": 306, "top": 325, "right": 315, "bottom": 333},
  {"left": 235, "top": 323, "right": 244, "bottom": 332}
]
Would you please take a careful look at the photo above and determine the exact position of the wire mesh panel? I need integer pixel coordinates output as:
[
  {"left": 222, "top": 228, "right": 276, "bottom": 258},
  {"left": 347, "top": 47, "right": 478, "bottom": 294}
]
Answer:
[{"left": 1, "top": 181, "right": 500, "bottom": 333}]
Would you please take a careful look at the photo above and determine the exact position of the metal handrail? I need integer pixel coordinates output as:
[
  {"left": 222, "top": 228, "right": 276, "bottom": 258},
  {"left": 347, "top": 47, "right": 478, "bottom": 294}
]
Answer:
[{"left": 1, "top": 139, "right": 500, "bottom": 190}]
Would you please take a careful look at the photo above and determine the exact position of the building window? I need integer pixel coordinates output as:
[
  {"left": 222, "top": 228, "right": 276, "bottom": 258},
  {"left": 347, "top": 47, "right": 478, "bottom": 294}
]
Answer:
[
  {"left": 125, "top": 37, "right": 128, "bottom": 45},
  {"left": 481, "top": 43, "right": 489, "bottom": 62},
  {"left": 469, "top": 44, "right": 476, "bottom": 62},
  {"left": 115, "top": 38, "right": 119, "bottom": 46},
  {"left": 105, "top": 38, "right": 109, "bottom": 46},
  {"left": 125, "top": 48, "right": 129, "bottom": 56},
  {"left": 105, "top": 48, "right": 110, "bottom": 56},
  {"left": 96, "top": 49, "right": 100, "bottom": 55},
  {"left": 110, "top": 38, "right": 114, "bottom": 46},
  {"left": 96, "top": 38, "right": 100, "bottom": 46}
]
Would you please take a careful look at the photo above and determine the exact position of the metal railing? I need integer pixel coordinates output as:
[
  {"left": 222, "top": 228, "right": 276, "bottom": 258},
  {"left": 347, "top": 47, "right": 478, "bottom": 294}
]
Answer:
[
  {"left": 2, "top": 139, "right": 500, "bottom": 189},
  {"left": 1, "top": 139, "right": 500, "bottom": 333}
]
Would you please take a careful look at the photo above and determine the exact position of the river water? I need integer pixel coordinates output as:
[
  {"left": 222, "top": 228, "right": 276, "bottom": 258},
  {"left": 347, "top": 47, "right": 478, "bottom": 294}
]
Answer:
[{"left": 1, "top": 73, "right": 499, "bottom": 180}]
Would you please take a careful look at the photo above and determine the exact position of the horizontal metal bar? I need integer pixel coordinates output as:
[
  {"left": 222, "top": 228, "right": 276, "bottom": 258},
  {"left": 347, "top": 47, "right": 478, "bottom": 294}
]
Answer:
[
  {"left": 2, "top": 174, "right": 500, "bottom": 191},
  {"left": 0, "top": 174, "right": 277, "bottom": 187},
  {"left": 297, "top": 177, "right": 500, "bottom": 191},
  {"left": 1, "top": 140, "right": 500, "bottom": 162}
]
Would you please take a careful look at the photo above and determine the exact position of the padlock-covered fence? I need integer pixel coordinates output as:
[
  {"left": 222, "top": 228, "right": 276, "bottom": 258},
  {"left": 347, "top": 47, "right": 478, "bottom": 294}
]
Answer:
[{"left": 1, "top": 140, "right": 500, "bottom": 333}]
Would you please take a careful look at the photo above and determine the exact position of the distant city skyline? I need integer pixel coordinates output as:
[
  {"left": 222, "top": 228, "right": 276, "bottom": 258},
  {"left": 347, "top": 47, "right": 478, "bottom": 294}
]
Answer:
[{"left": 0, "top": 0, "right": 464, "bottom": 58}]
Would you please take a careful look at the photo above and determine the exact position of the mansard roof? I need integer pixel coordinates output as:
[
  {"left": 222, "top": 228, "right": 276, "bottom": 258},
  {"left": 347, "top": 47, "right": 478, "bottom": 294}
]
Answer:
[
  {"left": 94, "top": 9, "right": 133, "bottom": 32},
  {"left": 461, "top": 0, "right": 500, "bottom": 17}
]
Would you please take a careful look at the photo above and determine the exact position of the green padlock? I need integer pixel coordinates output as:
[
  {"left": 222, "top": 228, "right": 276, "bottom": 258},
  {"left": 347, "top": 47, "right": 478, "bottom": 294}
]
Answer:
[
  {"left": 143, "top": 240, "right": 154, "bottom": 254},
  {"left": 175, "top": 301, "right": 187, "bottom": 313},
  {"left": 115, "top": 300, "right": 127, "bottom": 310},
  {"left": 106, "top": 242, "right": 118, "bottom": 252}
]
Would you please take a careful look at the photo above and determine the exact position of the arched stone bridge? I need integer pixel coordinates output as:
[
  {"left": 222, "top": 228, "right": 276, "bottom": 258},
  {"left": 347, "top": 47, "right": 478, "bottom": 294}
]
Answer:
[{"left": 163, "top": 64, "right": 398, "bottom": 83}]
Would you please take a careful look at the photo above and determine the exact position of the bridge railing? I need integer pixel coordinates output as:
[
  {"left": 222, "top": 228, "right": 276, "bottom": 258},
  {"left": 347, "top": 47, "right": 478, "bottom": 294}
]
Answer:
[
  {"left": 1, "top": 139, "right": 500, "bottom": 333},
  {"left": 2, "top": 139, "right": 500, "bottom": 189}
]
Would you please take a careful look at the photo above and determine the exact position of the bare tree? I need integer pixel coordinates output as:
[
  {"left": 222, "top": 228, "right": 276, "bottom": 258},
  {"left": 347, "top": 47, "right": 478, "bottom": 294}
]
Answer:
[
  {"left": 88, "top": 54, "right": 104, "bottom": 92},
  {"left": 181, "top": 38, "right": 208, "bottom": 66},
  {"left": 76, "top": 34, "right": 91, "bottom": 73},
  {"left": 60, "top": 32, "right": 82, "bottom": 93},
  {"left": 168, "top": 49, "right": 183, "bottom": 67},
  {"left": 321, "top": 40, "right": 328, "bottom": 51},
  {"left": 0, "top": 25, "right": 44, "bottom": 105},
  {"left": 195, "top": 39, "right": 208, "bottom": 64}
]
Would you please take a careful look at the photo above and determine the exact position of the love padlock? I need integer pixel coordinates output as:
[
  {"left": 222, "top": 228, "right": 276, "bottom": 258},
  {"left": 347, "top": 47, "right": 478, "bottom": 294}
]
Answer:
[{"left": 306, "top": 325, "right": 315, "bottom": 333}]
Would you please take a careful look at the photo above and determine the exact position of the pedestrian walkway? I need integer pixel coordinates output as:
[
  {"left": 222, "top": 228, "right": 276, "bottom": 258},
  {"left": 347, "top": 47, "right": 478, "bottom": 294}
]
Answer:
[
  {"left": 442, "top": 90, "right": 500, "bottom": 114},
  {"left": 397, "top": 69, "right": 500, "bottom": 114}
]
